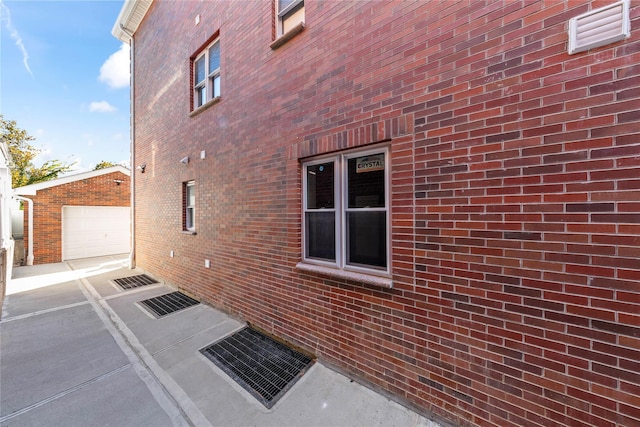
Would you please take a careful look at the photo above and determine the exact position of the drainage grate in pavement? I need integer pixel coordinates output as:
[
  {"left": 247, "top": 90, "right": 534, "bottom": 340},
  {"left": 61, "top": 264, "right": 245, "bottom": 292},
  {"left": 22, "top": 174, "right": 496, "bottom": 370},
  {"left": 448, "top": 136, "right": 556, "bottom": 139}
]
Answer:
[
  {"left": 200, "top": 327, "right": 314, "bottom": 409},
  {"left": 113, "top": 274, "right": 158, "bottom": 290},
  {"left": 139, "top": 291, "right": 200, "bottom": 317}
]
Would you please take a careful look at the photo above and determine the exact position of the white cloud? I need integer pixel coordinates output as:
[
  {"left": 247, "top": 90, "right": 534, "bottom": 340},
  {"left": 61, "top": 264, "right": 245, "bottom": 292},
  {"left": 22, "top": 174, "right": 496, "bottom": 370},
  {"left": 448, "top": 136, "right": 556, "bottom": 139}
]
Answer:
[
  {"left": 98, "top": 43, "right": 130, "bottom": 89},
  {"left": 1, "top": 1, "right": 33, "bottom": 76},
  {"left": 89, "top": 101, "right": 117, "bottom": 113}
]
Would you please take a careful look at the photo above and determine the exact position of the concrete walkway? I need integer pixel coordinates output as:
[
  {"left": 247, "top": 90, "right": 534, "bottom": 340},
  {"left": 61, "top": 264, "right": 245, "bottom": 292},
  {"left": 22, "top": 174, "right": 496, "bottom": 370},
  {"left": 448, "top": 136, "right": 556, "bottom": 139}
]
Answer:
[{"left": 1, "top": 255, "right": 444, "bottom": 427}]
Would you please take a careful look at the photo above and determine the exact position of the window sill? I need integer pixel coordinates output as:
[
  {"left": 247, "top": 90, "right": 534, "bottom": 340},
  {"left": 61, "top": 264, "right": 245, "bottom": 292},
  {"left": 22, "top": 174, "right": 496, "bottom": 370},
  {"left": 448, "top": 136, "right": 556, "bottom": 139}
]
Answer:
[
  {"left": 181, "top": 230, "right": 197, "bottom": 235},
  {"left": 270, "top": 22, "right": 305, "bottom": 50},
  {"left": 296, "top": 262, "right": 393, "bottom": 289},
  {"left": 189, "top": 96, "right": 221, "bottom": 118}
]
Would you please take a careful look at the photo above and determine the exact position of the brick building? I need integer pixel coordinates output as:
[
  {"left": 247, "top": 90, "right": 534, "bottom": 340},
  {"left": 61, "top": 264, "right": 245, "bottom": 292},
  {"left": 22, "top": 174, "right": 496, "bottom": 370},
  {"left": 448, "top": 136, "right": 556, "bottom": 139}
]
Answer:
[
  {"left": 14, "top": 166, "right": 130, "bottom": 264},
  {"left": 114, "top": 1, "right": 639, "bottom": 426}
]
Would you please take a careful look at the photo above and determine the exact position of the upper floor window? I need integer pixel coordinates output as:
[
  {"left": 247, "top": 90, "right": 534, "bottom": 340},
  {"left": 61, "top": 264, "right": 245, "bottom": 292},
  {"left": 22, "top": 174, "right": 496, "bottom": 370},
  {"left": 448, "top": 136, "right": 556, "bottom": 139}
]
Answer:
[
  {"left": 193, "top": 39, "right": 220, "bottom": 110},
  {"left": 277, "top": 0, "right": 304, "bottom": 36},
  {"left": 302, "top": 147, "right": 390, "bottom": 276}
]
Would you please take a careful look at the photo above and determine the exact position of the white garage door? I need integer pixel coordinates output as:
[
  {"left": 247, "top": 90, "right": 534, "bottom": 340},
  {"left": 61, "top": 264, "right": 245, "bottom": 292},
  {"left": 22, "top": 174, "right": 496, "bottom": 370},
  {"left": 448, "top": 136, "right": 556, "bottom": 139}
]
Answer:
[{"left": 62, "top": 206, "right": 130, "bottom": 260}]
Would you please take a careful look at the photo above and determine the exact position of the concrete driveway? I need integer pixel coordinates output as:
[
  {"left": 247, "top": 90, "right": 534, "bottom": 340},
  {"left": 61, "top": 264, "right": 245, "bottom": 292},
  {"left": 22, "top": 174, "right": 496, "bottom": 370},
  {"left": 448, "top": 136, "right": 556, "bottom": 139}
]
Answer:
[{"left": 1, "top": 255, "right": 444, "bottom": 427}]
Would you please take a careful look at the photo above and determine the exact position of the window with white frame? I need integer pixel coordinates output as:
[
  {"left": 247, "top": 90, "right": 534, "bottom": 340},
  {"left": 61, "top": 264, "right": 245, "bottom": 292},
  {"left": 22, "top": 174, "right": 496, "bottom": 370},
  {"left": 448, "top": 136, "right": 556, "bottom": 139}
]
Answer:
[
  {"left": 184, "top": 181, "right": 195, "bottom": 232},
  {"left": 193, "top": 38, "right": 220, "bottom": 110},
  {"left": 302, "top": 147, "right": 389, "bottom": 275},
  {"left": 277, "top": 0, "right": 304, "bottom": 36}
]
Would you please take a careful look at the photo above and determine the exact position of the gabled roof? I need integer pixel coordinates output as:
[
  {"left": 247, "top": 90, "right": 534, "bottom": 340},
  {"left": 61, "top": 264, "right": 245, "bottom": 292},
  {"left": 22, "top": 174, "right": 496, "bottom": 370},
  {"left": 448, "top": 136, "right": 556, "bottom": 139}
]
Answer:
[
  {"left": 112, "top": 0, "right": 154, "bottom": 42},
  {"left": 13, "top": 165, "right": 130, "bottom": 196}
]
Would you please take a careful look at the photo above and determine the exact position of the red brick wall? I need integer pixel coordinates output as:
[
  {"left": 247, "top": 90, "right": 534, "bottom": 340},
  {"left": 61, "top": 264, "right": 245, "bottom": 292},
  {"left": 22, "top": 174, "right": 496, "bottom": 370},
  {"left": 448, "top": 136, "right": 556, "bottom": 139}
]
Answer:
[
  {"left": 23, "top": 171, "right": 130, "bottom": 264},
  {"left": 131, "top": 1, "right": 640, "bottom": 426}
]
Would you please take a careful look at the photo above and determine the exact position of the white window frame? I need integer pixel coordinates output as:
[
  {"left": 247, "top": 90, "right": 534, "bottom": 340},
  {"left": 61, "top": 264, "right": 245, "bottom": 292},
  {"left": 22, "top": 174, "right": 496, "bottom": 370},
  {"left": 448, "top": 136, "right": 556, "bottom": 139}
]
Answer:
[
  {"left": 277, "top": 0, "right": 304, "bottom": 37},
  {"left": 184, "top": 181, "right": 195, "bottom": 232},
  {"left": 302, "top": 146, "right": 390, "bottom": 276},
  {"left": 193, "top": 38, "right": 220, "bottom": 110}
]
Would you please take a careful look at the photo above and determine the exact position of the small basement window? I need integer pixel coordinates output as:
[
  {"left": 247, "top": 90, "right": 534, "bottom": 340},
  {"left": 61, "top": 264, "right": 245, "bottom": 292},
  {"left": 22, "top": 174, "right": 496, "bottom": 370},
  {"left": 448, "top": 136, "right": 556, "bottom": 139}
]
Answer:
[{"left": 183, "top": 181, "right": 195, "bottom": 232}]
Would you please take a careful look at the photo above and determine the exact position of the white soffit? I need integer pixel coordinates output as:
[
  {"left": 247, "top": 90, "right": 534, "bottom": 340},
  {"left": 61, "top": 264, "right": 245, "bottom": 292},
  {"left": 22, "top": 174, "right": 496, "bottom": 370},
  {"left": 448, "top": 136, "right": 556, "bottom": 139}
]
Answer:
[
  {"left": 112, "top": 0, "right": 154, "bottom": 42},
  {"left": 568, "top": 0, "right": 631, "bottom": 55}
]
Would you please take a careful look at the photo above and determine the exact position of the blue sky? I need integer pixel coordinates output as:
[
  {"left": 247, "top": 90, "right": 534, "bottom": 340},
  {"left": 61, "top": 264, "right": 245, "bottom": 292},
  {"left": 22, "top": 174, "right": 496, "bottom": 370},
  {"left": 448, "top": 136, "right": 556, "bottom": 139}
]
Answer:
[{"left": 1, "top": 0, "right": 130, "bottom": 173}]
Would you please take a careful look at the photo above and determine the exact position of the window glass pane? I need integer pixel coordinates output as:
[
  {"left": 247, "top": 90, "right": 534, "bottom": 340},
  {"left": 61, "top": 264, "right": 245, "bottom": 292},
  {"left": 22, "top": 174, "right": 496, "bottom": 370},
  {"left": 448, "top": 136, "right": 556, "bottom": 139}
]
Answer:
[
  {"left": 347, "top": 153, "right": 385, "bottom": 208},
  {"left": 212, "top": 74, "right": 221, "bottom": 97},
  {"left": 208, "top": 42, "right": 220, "bottom": 73},
  {"left": 186, "top": 207, "right": 194, "bottom": 230},
  {"left": 305, "top": 211, "right": 335, "bottom": 261},
  {"left": 196, "top": 86, "right": 205, "bottom": 107},
  {"left": 187, "top": 185, "right": 195, "bottom": 206},
  {"left": 279, "top": 0, "right": 296, "bottom": 13},
  {"left": 346, "top": 211, "right": 386, "bottom": 268},
  {"left": 306, "top": 162, "right": 334, "bottom": 209},
  {"left": 195, "top": 56, "right": 205, "bottom": 84}
]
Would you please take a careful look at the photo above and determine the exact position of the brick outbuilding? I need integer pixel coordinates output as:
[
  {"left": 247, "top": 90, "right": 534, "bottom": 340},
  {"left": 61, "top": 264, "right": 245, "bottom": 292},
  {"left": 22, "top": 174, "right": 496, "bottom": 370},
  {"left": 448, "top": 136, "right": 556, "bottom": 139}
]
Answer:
[{"left": 14, "top": 166, "right": 130, "bottom": 265}]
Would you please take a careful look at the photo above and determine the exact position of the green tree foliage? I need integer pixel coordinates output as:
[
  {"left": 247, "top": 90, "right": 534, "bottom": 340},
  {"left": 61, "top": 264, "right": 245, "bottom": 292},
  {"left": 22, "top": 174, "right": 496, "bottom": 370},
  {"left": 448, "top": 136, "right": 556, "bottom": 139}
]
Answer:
[
  {"left": 93, "top": 160, "right": 118, "bottom": 170},
  {"left": 1, "top": 115, "right": 75, "bottom": 188}
]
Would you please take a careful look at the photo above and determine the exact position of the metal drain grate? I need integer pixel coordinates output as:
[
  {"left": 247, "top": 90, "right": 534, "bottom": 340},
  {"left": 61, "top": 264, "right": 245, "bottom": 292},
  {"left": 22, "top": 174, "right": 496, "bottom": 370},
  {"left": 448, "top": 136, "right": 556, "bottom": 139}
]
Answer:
[
  {"left": 139, "top": 291, "right": 199, "bottom": 317},
  {"left": 200, "top": 327, "right": 314, "bottom": 408},
  {"left": 113, "top": 274, "right": 158, "bottom": 290}
]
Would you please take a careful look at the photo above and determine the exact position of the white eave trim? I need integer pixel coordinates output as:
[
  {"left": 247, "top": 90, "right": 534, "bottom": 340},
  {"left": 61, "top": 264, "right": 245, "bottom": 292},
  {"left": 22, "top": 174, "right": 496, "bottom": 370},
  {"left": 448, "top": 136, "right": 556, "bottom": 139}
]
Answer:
[
  {"left": 14, "top": 166, "right": 130, "bottom": 196},
  {"left": 112, "top": 0, "right": 153, "bottom": 42}
]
